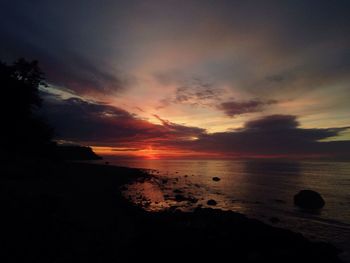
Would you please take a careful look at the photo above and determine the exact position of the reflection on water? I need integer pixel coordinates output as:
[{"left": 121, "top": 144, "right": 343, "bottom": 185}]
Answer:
[
  {"left": 108, "top": 158, "right": 350, "bottom": 260},
  {"left": 244, "top": 160, "right": 302, "bottom": 175}
]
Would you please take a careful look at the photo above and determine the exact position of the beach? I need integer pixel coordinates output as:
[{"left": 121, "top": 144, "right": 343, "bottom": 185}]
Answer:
[
  {"left": 114, "top": 158, "right": 350, "bottom": 261},
  {"left": 1, "top": 161, "right": 344, "bottom": 262}
]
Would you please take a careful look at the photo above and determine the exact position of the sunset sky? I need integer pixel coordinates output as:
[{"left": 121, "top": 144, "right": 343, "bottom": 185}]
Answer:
[{"left": 1, "top": 0, "right": 350, "bottom": 159}]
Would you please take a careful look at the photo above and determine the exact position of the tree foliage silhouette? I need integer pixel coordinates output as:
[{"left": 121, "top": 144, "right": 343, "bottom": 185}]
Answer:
[{"left": 0, "top": 58, "right": 54, "bottom": 160}]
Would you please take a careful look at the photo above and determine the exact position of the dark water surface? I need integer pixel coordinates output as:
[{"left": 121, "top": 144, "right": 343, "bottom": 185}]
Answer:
[{"left": 103, "top": 158, "right": 350, "bottom": 261}]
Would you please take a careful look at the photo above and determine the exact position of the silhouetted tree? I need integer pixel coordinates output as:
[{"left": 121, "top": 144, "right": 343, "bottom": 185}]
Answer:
[{"left": 0, "top": 58, "right": 54, "bottom": 161}]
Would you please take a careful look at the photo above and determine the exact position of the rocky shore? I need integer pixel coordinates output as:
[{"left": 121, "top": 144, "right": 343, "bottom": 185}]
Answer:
[{"left": 0, "top": 162, "right": 343, "bottom": 262}]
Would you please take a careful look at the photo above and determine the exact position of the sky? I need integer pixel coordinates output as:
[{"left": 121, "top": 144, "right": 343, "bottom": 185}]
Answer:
[{"left": 1, "top": 0, "right": 350, "bottom": 159}]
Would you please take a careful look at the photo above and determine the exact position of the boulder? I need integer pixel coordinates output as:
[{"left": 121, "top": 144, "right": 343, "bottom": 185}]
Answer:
[
  {"left": 270, "top": 217, "right": 280, "bottom": 224},
  {"left": 207, "top": 199, "right": 217, "bottom": 206},
  {"left": 175, "top": 194, "right": 198, "bottom": 203},
  {"left": 175, "top": 194, "right": 186, "bottom": 202},
  {"left": 294, "top": 190, "right": 325, "bottom": 209}
]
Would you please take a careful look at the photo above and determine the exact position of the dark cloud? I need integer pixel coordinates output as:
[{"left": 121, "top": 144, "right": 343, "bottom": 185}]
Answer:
[
  {"left": 3, "top": 0, "right": 349, "bottom": 158},
  {"left": 174, "top": 115, "right": 350, "bottom": 159},
  {"left": 43, "top": 54, "right": 123, "bottom": 95},
  {"left": 243, "top": 115, "right": 298, "bottom": 130},
  {"left": 0, "top": 36, "right": 124, "bottom": 95},
  {"left": 0, "top": 0, "right": 127, "bottom": 95},
  {"left": 217, "top": 99, "right": 277, "bottom": 117},
  {"left": 41, "top": 93, "right": 205, "bottom": 146},
  {"left": 41, "top": 93, "right": 350, "bottom": 159},
  {"left": 2, "top": 0, "right": 350, "bottom": 101},
  {"left": 153, "top": 114, "right": 205, "bottom": 138}
]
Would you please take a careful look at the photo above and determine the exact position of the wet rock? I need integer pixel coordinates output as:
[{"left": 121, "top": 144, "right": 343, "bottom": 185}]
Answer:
[
  {"left": 175, "top": 194, "right": 198, "bottom": 203},
  {"left": 188, "top": 197, "right": 198, "bottom": 204},
  {"left": 270, "top": 217, "right": 280, "bottom": 224},
  {"left": 274, "top": 199, "right": 286, "bottom": 204},
  {"left": 161, "top": 179, "right": 168, "bottom": 184},
  {"left": 212, "top": 177, "right": 221, "bottom": 182},
  {"left": 175, "top": 194, "right": 186, "bottom": 202},
  {"left": 173, "top": 189, "right": 183, "bottom": 194},
  {"left": 168, "top": 206, "right": 178, "bottom": 211},
  {"left": 207, "top": 199, "right": 217, "bottom": 206},
  {"left": 294, "top": 190, "right": 325, "bottom": 209}
]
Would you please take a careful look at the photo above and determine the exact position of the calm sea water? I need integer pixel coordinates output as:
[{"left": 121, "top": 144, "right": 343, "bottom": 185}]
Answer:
[{"left": 103, "top": 158, "right": 350, "bottom": 260}]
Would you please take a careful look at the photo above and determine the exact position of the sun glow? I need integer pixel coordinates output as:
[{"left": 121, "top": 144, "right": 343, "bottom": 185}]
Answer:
[
  {"left": 142, "top": 146, "right": 159, "bottom": 159},
  {"left": 91, "top": 145, "right": 229, "bottom": 160}
]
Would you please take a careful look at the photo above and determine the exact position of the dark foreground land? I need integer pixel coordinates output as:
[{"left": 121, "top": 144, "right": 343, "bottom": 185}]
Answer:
[{"left": 0, "top": 162, "right": 343, "bottom": 262}]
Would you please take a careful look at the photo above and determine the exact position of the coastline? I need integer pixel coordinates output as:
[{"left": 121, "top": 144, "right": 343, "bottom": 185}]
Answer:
[{"left": 1, "top": 162, "right": 343, "bottom": 262}]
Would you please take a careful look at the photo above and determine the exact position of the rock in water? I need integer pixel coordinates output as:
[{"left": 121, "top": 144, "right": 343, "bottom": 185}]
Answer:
[
  {"left": 270, "top": 217, "right": 280, "bottom": 224},
  {"left": 294, "top": 190, "right": 325, "bottom": 209},
  {"left": 207, "top": 199, "right": 217, "bottom": 206},
  {"left": 212, "top": 177, "right": 221, "bottom": 182}
]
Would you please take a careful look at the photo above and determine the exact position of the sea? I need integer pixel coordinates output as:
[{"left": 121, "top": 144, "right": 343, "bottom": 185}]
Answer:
[{"left": 102, "top": 158, "right": 350, "bottom": 261}]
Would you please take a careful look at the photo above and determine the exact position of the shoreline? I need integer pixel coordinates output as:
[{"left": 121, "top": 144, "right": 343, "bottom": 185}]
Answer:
[{"left": 1, "top": 161, "right": 344, "bottom": 262}]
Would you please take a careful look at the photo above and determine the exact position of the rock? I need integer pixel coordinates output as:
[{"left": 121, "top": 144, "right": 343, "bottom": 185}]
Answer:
[
  {"left": 188, "top": 197, "right": 198, "bottom": 204},
  {"left": 294, "top": 190, "right": 325, "bottom": 209},
  {"left": 161, "top": 179, "right": 168, "bottom": 184},
  {"left": 173, "top": 189, "right": 183, "bottom": 194},
  {"left": 270, "top": 217, "right": 280, "bottom": 224},
  {"left": 207, "top": 199, "right": 217, "bottom": 206},
  {"left": 175, "top": 194, "right": 186, "bottom": 202},
  {"left": 274, "top": 199, "right": 286, "bottom": 204},
  {"left": 168, "top": 206, "right": 178, "bottom": 211},
  {"left": 175, "top": 194, "right": 198, "bottom": 203},
  {"left": 212, "top": 177, "right": 221, "bottom": 182}
]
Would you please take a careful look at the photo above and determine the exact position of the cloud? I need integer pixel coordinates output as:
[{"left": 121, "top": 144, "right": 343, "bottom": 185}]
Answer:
[
  {"left": 0, "top": 36, "right": 124, "bottom": 95},
  {"left": 243, "top": 115, "right": 298, "bottom": 130},
  {"left": 153, "top": 114, "right": 205, "bottom": 138},
  {"left": 173, "top": 115, "right": 350, "bottom": 159},
  {"left": 217, "top": 99, "right": 277, "bottom": 117},
  {"left": 43, "top": 54, "right": 124, "bottom": 95},
  {"left": 4, "top": 0, "right": 349, "bottom": 154},
  {"left": 0, "top": 1, "right": 127, "bottom": 95},
  {"left": 41, "top": 93, "right": 350, "bottom": 159},
  {"left": 2, "top": 0, "right": 350, "bottom": 127},
  {"left": 41, "top": 92, "right": 205, "bottom": 147},
  {"left": 157, "top": 78, "right": 223, "bottom": 109}
]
